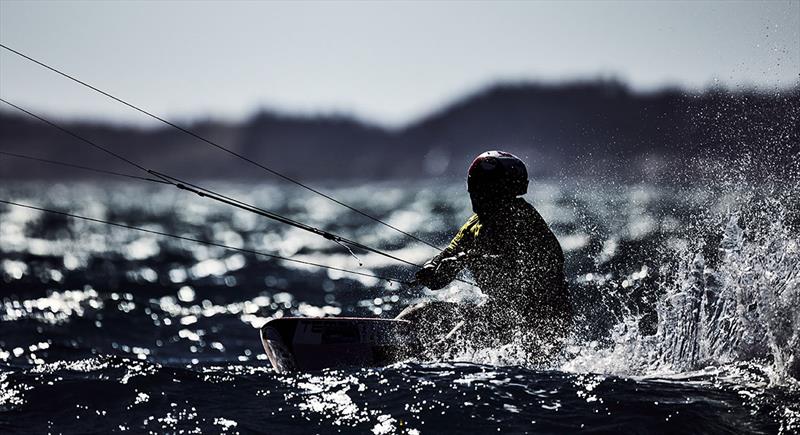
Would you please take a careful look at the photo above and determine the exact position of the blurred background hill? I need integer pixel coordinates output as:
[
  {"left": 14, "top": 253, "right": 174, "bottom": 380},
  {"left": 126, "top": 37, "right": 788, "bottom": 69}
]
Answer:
[{"left": 2, "top": 80, "right": 797, "bottom": 182}]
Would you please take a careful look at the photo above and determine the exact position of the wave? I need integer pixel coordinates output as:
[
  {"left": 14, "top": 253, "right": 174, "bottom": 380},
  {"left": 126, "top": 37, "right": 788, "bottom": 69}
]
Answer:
[{"left": 564, "top": 188, "right": 799, "bottom": 385}]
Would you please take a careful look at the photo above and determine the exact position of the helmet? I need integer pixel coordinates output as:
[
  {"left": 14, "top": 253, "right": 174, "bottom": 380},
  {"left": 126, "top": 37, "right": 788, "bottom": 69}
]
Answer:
[{"left": 467, "top": 151, "right": 528, "bottom": 197}]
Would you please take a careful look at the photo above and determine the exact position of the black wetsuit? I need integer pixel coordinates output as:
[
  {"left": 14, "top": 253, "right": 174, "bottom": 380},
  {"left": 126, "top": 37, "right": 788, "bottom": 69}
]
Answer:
[{"left": 400, "top": 198, "right": 571, "bottom": 355}]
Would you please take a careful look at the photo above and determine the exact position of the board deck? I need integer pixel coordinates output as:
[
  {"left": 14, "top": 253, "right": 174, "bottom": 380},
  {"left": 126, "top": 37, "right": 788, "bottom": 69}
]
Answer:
[{"left": 260, "top": 317, "right": 417, "bottom": 372}]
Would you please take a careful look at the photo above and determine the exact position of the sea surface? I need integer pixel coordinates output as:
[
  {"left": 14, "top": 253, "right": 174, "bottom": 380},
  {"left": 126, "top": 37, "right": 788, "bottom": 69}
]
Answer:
[{"left": 1, "top": 178, "right": 798, "bottom": 434}]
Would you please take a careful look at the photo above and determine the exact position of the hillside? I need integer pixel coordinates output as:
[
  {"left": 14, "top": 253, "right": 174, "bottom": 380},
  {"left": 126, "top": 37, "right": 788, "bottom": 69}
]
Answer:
[{"left": 1, "top": 81, "right": 797, "bottom": 182}]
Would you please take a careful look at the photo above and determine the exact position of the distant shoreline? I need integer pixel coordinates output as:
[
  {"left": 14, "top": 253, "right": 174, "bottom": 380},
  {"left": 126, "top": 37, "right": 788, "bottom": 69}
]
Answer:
[{"left": 2, "top": 80, "right": 797, "bottom": 182}]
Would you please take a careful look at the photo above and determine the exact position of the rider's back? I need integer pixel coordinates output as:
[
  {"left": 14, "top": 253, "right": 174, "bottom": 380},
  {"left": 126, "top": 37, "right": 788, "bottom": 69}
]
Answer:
[{"left": 428, "top": 197, "right": 571, "bottom": 326}]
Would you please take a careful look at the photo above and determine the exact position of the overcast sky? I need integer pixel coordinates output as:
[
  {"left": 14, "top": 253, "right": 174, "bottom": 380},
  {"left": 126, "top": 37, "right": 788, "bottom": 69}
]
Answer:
[{"left": 1, "top": 0, "right": 798, "bottom": 127}]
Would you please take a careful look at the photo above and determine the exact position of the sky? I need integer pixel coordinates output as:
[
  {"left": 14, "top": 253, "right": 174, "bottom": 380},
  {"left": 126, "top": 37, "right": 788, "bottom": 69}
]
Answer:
[{"left": 1, "top": 0, "right": 798, "bottom": 127}]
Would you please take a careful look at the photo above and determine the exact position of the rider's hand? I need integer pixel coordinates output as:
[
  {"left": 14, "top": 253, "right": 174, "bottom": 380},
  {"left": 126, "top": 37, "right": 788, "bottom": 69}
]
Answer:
[
  {"left": 438, "top": 253, "right": 465, "bottom": 265},
  {"left": 414, "top": 263, "right": 438, "bottom": 287}
]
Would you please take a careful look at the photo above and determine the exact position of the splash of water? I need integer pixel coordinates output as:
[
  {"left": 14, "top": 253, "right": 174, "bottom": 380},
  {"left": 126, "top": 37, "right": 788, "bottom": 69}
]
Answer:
[{"left": 565, "top": 196, "right": 799, "bottom": 385}]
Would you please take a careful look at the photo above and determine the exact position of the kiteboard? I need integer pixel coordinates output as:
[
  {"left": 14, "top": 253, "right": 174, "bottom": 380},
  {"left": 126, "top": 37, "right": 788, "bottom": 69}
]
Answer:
[{"left": 260, "top": 317, "right": 418, "bottom": 372}]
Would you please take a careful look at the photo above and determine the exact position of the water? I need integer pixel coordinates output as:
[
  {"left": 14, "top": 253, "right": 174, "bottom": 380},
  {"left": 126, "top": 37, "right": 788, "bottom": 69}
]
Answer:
[{"left": 1, "top": 179, "right": 798, "bottom": 434}]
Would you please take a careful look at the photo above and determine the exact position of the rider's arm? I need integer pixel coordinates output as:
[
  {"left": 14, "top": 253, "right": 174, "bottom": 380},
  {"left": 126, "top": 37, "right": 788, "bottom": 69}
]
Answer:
[{"left": 415, "top": 215, "right": 477, "bottom": 289}]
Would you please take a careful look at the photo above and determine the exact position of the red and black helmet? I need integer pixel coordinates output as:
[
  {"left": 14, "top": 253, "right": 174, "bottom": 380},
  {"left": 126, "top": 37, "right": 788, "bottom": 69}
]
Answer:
[{"left": 467, "top": 151, "right": 528, "bottom": 197}]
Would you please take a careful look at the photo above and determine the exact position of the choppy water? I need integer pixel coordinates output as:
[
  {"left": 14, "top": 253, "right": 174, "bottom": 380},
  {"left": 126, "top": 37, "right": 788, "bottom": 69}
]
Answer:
[{"left": 1, "top": 179, "right": 798, "bottom": 434}]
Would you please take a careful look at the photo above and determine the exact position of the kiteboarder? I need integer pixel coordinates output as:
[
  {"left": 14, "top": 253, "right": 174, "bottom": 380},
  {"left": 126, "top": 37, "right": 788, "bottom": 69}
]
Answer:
[{"left": 397, "top": 151, "right": 572, "bottom": 361}]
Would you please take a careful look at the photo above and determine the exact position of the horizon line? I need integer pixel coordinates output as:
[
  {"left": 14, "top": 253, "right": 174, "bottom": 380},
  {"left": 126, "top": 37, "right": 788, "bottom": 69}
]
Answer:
[{"left": 2, "top": 76, "right": 798, "bottom": 132}]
